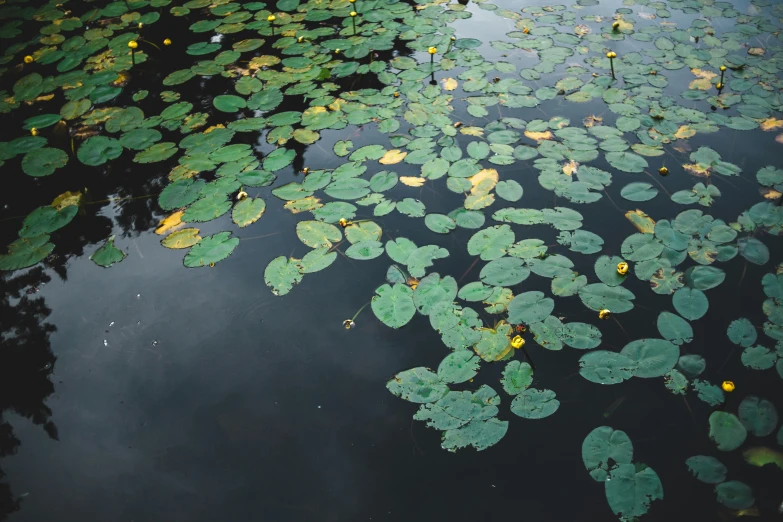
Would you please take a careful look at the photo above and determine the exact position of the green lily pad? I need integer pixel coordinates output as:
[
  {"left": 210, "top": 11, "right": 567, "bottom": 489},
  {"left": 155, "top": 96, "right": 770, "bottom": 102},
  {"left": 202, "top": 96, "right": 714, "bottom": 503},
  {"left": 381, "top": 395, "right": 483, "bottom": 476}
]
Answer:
[
  {"left": 579, "top": 351, "right": 636, "bottom": 385},
  {"left": 386, "top": 367, "right": 448, "bottom": 404},
  {"left": 183, "top": 231, "right": 239, "bottom": 267},
  {"left": 738, "top": 396, "right": 778, "bottom": 437},
  {"left": 264, "top": 256, "right": 303, "bottom": 296},
  {"left": 372, "top": 283, "right": 416, "bottom": 329},
  {"left": 90, "top": 236, "right": 126, "bottom": 267},
  {"left": 686, "top": 456, "right": 727, "bottom": 484},
  {"left": 232, "top": 197, "right": 266, "bottom": 227},
  {"left": 510, "top": 388, "right": 559, "bottom": 419},
  {"left": 582, "top": 426, "right": 633, "bottom": 482},
  {"left": 22, "top": 147, "right": 68, "bottom": 176},
  {"left": 501, "top": 360, "right": 533, "bottom": 395},
  {"left": 709, "top": 411, "right": 747, "bottom": 451},
  {"left": 19, "top": 205, "right": 78, "bottom": 238},
  {"left": 0, "top": 235, "right": 54, "bottom": 271},
  {"left": 605, "top": 463, "right": 663, "bottom": 521}
]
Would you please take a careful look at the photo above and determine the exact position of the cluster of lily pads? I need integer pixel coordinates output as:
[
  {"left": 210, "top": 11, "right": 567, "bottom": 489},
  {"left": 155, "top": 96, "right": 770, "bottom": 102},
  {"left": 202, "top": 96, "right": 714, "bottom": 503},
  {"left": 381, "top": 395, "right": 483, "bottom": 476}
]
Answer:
[{"left": 1, "top": 0, "right": 783, "bottom": 518}]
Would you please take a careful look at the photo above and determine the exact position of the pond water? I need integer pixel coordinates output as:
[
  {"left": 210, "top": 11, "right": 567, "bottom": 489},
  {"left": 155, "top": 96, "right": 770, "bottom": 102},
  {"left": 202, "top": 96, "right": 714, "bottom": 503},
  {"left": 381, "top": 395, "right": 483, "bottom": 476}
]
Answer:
[{"left": 1, "top": 0, "right": 783, "bottom": 519}]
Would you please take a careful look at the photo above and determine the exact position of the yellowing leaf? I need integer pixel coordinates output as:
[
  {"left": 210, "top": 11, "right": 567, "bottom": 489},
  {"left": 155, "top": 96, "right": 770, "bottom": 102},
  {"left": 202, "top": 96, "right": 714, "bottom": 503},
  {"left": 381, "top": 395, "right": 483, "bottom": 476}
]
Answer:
[
  {"left": 762, "top": 188, "right": 781, "bottom": 200},
  {"left": 688, "top": 78, "right": 713, "bottom": 91},
  {"left": 328, "top": 98, "right": 346, "bottom": 111},
  {"left": 674, "top": 125, "right": 696, "bottom": 139},
  {"left": 441, "top": 77, "right": 458, "bottom": 91},
  {"left": 465, "top": 193, "right": 495, "bottom": 210},
  {"left": 625, "top": 209, "right": 656, "bottom": 233},
  {"left": 51, "top": 190, "right": 83, "bottom": 210},
  {"left": 155, "top": 211, "right": 184, "bottom": 235},
  {"left": 204, "top": 124, "right": 225, "bottom": 133},
  {"left": 379, "top": 149, "right": 407, "bottom": 165},
  {"left": 583, "top": 115, "right": 602, "bottom": 128},
  {"left": 161, "top": 228, "right": 202, "bottom": 249},
  {"left": 562, "top": 160, "right": 579, "bottom": 176},
  {"left": 748, "top": 47, "right": 765, "bottom": 56},
  {"left": 469, "top": 168, "right": 499, "bottom": 195},
  {"left": 760, "top": 118, "right": 783, "bottom": 132},
  {"left": 684, "top": 163, "right": 711, "bottom": 177},
  {"left": 525, "top": 130, "right": 553, "bottom": 141},
  {"left": 776, "top": 134, "right": 783, "bottom": 145},
  {"left": 690, "top": 68, "right": 717, "bottom": 79},
  {"left": 615, "top": 19, "right": 633, "bottom": 31},
  {"left": 459, "top": 126, "right": 484, "bottom": 137},
  {"left": 284, "top": 196, "right": 322, "bottom": 213},
  {"left": 400, "top": 176, "right": 426, "bottom": 187}
]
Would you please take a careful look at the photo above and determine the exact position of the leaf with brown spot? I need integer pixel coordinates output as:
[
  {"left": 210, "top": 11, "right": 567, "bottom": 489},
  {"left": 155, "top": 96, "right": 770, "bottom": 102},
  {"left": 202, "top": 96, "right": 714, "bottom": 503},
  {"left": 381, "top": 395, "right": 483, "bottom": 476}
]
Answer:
[
  {"left": 161, "top": 228, "right": 202, "bottom": 249},
  {"left": 51, "top": 191, "right": 83, "bottom": 211},
  {"left": 748, "top": 47, "right": 765, "bottom": 56},
  {"left": 562, "top": 160, "right": 579, "bottom": 176},
  {"left": 441, "top": 78, "right": 458, "bottom": 91},
  {"left": 760, "top": 118, "right": 783, "bottom": 132},
  {"left": 683, "top": 163, "right": 711, "bottom": 177},
  {"left": 674, "top": 126, "right": 696, "bottom": 139},
  {"left": 469, "top": 168, "right": 499, "bottom": 195}
]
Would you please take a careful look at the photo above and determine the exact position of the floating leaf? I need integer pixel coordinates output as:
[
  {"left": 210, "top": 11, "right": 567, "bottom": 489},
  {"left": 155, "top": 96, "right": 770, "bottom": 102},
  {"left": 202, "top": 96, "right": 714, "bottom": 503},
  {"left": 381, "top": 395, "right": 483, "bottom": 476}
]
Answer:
[
  {"left": 715, "top": 481, "right": 754, "bottom": 510},
  {"left": 709, "top": 411, "right": 747, "bottom": 451},
  {"left": 90, "top": 236, "right": 126, "bottom": 268},
  {"left": 296, "top": 220, "right": 341, "bottom": 248},
  {"left": 232, "top": 197, "right": 266, "bottom": 227},
  {"left": 686, "top": 456, "right": 727, "bottom": 484},
  {"left": 264, "top": 256, "right": 303, "bottom": 296},
  {"left": 738, "top": 396, "right": 778, "bottom": 437},
  {"left": 501, "top": 361, "right": 533, "bottom": 395},
  {"left": 387, "top": 367, "right": 448, "bottom": 404},
  {"left": 161, "top": 228, "right": 201, "bottom": 249},
  {"left": 437, "top": 351, "right": 479, "bottom": 384},
  {"left": 372, "top": 284, "right": 416, "bottom": 329},
  {"left": 183, "top": 231, "right": 238, "bottom": 268},
  {"left": 727, "top": 318, "right": 757, "bottom": 348},
  {"left": 510, "top": 388, "right": 559, "bottom": 419},
  {"left": 582, "top": 426, "right": 633, "bottom": 482},
  {"left": 605, "top": 463, "right": 663, "bottom": 521},
  {"left": 673, "top": 287, "right": 709, "bottom": 321},
  {"left": 579, "top": 351, "right": 636, "bottom": 385}
]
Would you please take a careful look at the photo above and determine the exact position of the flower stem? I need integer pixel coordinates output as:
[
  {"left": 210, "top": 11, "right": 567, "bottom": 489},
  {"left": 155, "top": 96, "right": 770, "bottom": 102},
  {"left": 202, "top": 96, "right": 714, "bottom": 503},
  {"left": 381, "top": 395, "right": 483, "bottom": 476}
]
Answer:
[{"left": 351, "top": 302, "right": 370, "bottom": 321}]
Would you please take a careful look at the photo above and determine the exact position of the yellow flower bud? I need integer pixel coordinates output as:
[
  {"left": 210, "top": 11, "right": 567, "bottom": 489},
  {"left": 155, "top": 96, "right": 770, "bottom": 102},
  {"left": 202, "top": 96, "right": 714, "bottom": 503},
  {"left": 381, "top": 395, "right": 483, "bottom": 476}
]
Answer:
[
  {"left": 428, "top": 47, "right": 437, "bottom": 55},
  {"left": 343, "top": 319, "right": 355, "bottom": 329},
  {"left": 163, "top": 38, "right": 172, "bottom": 45},
  {"left": 598, "top": 309, "right": 611, "bottom": 320},
  {"left": 659, "top": 167, "right": 669, "bottom": 176},
  {"left": 606, "top": 51, "right": 616, "bottom": 59},
  {"left": 617, "top": 262, "right": 629, "bottom": 275},
  {"left": 338, "top": 218, "right": 351, "bottom": 227},
  {"left": 612, "top": 21, "right": 620, "bottom": 29},
  {"left": 511, "top": 335, "right": 525, "bottom": 349},
  {"left": 30, "top": 127, "right": 38, "bottom": 136},
  {"left": 523, "top": 27, "right": 530, "bottom": 34},
  {"left": 721, "top": 381, "right": 735, "bottom": 392},
  {"left": 23, "top": 55, "right": 33, "bottom": 64},
  {"left": 128, "top": 40, "right": 138, "bottom": 49},
  {"left": 720, "top": 65, "right": 726, "bottom": 72},
  {"left": 393, "top": 92, "right": 399, "bottom": 97},
  {"left": 138, "top": 22, "right": 143, "bottom": 29},
  {"left": 334, "top": 48, "right": 341, "bottom": 54},
  {"left": 350, "top": 11, "right": 357, "bottom": 16},
  {"left": 716, "top": 83, "right": 723, "bottom": 89},
  {"left": 267, "top": 14, "right": 276, "bottom": 21}
]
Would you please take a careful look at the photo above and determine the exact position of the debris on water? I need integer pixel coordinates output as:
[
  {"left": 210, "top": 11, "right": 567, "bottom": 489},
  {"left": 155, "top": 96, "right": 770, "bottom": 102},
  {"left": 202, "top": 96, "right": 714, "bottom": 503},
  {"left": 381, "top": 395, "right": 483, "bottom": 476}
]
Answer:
[
  {"left": 109, "top": 322, "right": 114, "bottom": 327},
  {"left": 103, "top": 340, "right": 108, "bottom": 346},
  {"left": 152, "top": 340, "right": 159, "bottom": 346}
]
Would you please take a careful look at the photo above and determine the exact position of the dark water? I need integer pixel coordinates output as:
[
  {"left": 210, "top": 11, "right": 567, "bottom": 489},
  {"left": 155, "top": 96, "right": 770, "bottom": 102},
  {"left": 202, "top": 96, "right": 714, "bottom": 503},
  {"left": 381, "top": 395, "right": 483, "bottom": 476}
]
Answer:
[{"left": 2, "top": 0, "right": 783, "bottom": 520}]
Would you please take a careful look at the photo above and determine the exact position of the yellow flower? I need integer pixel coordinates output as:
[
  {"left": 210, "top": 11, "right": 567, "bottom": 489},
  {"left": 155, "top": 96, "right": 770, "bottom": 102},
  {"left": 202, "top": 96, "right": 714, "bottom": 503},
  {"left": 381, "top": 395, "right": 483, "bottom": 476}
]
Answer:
[
  {"left": 350, "top": 11, "right": 357, "bottom": 16},
  {"left": 343, "top": 319, "right": 355, "bottom": 329},
  {"left": 301, "top": 167, "right": 310, "bottom": 174},
  {"left": 716, "top": 83, "right": 723, "bottom": 89},
  {"left": 511, "top": 335, "right": 525, "bottom": 349},
  {"left": 598, "top": 309, "right": 611, "bottom": 320},
  {"left": 30, "top": 127, "right": 38, "bottom": 136},
  {"left": 138, "top": 22, "right": 143, "bottom": 29},
  {"left": 606, "top": 51, "right": 616, "bottom": 59},
  {"left": 720, "top": 65, "right": 726, "bottom": 72},
  {"left": 163, "top": 38, "right": 172, "bottom": 46},
  {"left": 617, "top": 262, "right": 629, "bottom": 275},
  {"left": 23, "top": 55, "right": 33, "bottom": 64},
  {"left": 334, "top": 48, "right": 341, "bottom": 54},
  {"left": 612, "top": 21, "right": 620, "bottom": 29},
  {"left": 393, "top": 92, "right": 399, "bottom": 98},
  {"left": 128, "top": 40, "right": 138, "bottom": 49},
  {"left": 428, "top": 47, "right": 437, "bottom": 55},
  {"left": 349, "top": 0, "right": 355, "bottom": 2},
  {"left": 236, "top": 190, "right": 248, "bottom": 201},
  {"left": 522, "top": 27, "right": 530, "bottom": 34},
  {"left": 297, "top": 36, "right": 304, "bottom": 42},
  {"left": 338, "top": 218, "right": 351, "bottom": 227},
  {"left": 450, "top": 36, "right": 456, "bottom": 41},
  {"left": 267, "top": 14, "right": 276, "bottom": 21},
  {"left": 659, "top": 167, "right": 669, "bottom": 176},
  {"left": 721, "top": 381, "right": 735, "bottom": 392}
]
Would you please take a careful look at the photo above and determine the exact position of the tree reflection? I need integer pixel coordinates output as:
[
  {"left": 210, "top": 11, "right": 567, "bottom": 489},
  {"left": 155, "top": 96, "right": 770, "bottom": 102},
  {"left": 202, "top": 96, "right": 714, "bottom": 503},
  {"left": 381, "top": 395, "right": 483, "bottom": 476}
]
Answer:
[{"left": 0, "top": 267, "right": 58, "bottom": 520}]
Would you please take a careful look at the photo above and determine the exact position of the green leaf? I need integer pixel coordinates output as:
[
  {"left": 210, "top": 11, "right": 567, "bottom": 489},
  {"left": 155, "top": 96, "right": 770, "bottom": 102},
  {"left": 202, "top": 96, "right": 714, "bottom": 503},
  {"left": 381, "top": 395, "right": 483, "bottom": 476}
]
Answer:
[
  {"left": 232, "top": 197, "right": 266, "bottom": 227},
  {"left": 738, "top": 396, "right": 778, "bottom": 437},
  {"left": 741, "top": 346, "right": 777, "bottom": 370},
  {"left": 22, "top": 147, "right": 68, "bottom": 176},
  {"left": 620, "top": 339, "right": 679, "bottom": 378},
  {"left": 425, "top": 214, "right": 456, "bottom": 234},
  {"left": 437, "top": 351, "right": 479, "bottom": 384},
  {"left": 0, "top": 235, "right": 54, "bottom": 271},
  {"left": 582, "top": 426, "right": 633, "bottom": 482},
  {"left": 685, "top": 266, "right": 725, "bottom": 290},
  {"left": 579, "top": 283, "right": 635, "bottom": 313},
  {"left": 387, "top": 367, "right": 448, "bottom": 403},
  {"left": 579, "top": 351, "right": 636, "bottom": 385},
  {"left": 657, "top": 312, "right": 693, "bottom": 345},
  {"left": 183, "top": 231, "right": 238, "bottom": 267},
  {"left": 594, "top": 255, "right": 627, "bottom": 287},
  {"left": 507, "top": 291, "right": 554, "bottom": 324},
  {"left": 715, "top": 481, "right": 754, "bottom": 510},
  {"left": 161, "top": 228, "right": 201, "bottom": 249},
  {"left": 605, "top": 463, "right": 663, "bottom": 521},
  {"left": 159, "top": 179, "right": 206, "bottom": 210},
  {"left": 182, "top": 195, "right": 232, "bottom": 222},
  {"left": 709, "top": 411, "right": 747, "bottom": 451},
  {"left": 90, "top": 236, "right": 126, "bottom": 267},
  {"left": 510, "top": 388, "right": 559, "bottom": 419},
  {"left": 19, "top": 205, "right": 78, "bottom": 238},
  {"left": 686, "top": 456, "right": 727, "bottom": 484},
  {"left": 727, "top": 318, "right": 757, "bottom": 347},
  {"left": 673, "top": 287, "right": 708, "bottom": 320},
  {"left": 413, "top": 273, "right": 458, "bottom": 315},
  {"left": 467, "top": 225, "right": 515, "bottom": 260},
  {"left": 738, "top": 237, "right": 769, "bottom": 265},
  {"left": 501, "top": 360, "right": 533, "bottom": 395},
  {"left": 298, "top": 247, "right": 337, "bottom": 274},
  {"left": 480, "top": 257, "right": 529, "bottom": 287},
  {"left": 372, "top": 284, "right": 416, "bottom": 329},
  {"left": 296, "top": 220, "right": 342, "bottom": 248},
  {"left": 605, "top": 151, "right": 648, "bottom": 173},
  {"left": 264, "top": 256, "right": 303, "bottom": 296}
]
